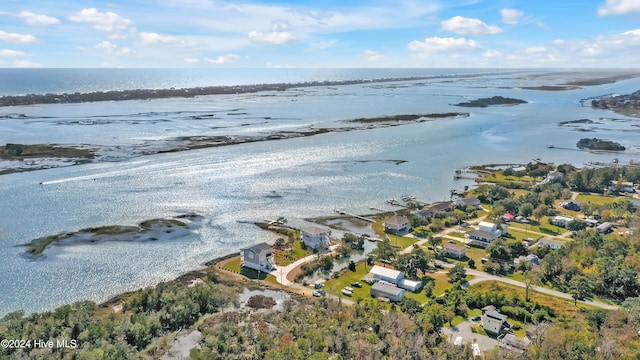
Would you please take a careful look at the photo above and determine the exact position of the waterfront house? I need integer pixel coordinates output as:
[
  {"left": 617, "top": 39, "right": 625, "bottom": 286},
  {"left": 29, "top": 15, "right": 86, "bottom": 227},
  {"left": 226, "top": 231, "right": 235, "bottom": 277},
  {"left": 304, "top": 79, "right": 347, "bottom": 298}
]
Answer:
[
  {"left": 537, "top": 238, "right": 565, "bottom": 250},
  {"left": 454, "top": 197, "right": 481, "bottom": 209},
  {"left": 443, "top": 242, "right": 466, "bottom": 259},
  {"left": 552, "top": 215, "right": 574, "bottom": 228},
  {"left": 370, "top": 282, "right": 405, "bottom": 302},
  {"left": 240, "top": 242, "right": 274, "bottom": 272},
  {"left": 383, "top": 215, "right": 410, "bottom": 234},
  {"left": 300, "top": 226, "right": 331, "bottom": 250},
  {"left": 545, "top": 171, "right": 564, "bottom": 182},
  {"left": 413, "top": 202, "right": 454, "bottom": 220}
]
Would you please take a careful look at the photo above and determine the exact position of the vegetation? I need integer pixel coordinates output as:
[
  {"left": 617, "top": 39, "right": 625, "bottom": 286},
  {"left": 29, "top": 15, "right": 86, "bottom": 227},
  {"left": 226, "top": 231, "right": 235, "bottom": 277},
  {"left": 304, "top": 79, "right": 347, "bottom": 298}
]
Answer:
[
  {"left": 454, "top": 96, "right": 527, "bottom": 107},
  {"left": 576, "top": 137, "right": 625, "bottom": 151},
  {"left": 0, "top": 143, "right": 95, "bottom": 160}
]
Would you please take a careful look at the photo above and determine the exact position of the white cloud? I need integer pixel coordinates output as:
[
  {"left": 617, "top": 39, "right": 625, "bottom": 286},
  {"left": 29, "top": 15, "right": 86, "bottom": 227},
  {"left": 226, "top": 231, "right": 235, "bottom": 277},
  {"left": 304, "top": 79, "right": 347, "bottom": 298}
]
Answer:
[
  {"left": 537, "top": 22, "right": 551, "bottom": 30},
  {"left": 598, "top": 0, "right": 640, "bottom": 16},
  {"left": 18, "top": 11, "right": 60, "bottom": 25},
  {"left": 0, "top": 49, "right": 26, "bottom": 57},
  {"left": 483, "top": 50, "right": 502, "bottom": 58},
  {"left": 360, "top": 50, "right": 385, "bottom": 61},
  {"left": 69, "top": 8, "right": 133, "bottom": 32},
  {"left": 203, "top": 54, "right": 241, "bottom": 64},
  {"left": 248, "top": 31, "right": 297, "bottom": 44},
  {"left": 441, "top": 16, "right": 503, "bottom": 36},
  {"left": 0, "top": 30, "right": 37, "bottom": 43},
  {"left": 408, "top": 37, "right": 479, "bottom": 52},
  {"left": 139, "top": 32, "right": 195, "bottom": 47},
  {"left": 624, "top": 29, "right": 640, "bottom": 35},
  {"left": 14, "top": 59, "right": 39, "bottom": 67},
  {"left": 526, "top": 46, "right": 547, "bottom": 53},
  {"left": 500, "top": 9, "right": 524, "bottom": 25},
  {"left": 553, "top": 39, "right": 566, "bottom": 45},
  {"left": 95, "top": 41, "right": 134, "bottom": 55}
]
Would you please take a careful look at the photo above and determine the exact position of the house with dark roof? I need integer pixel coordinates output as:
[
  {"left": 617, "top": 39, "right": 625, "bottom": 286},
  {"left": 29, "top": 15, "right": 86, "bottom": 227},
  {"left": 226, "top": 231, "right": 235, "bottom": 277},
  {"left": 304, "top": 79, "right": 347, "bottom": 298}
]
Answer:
[
  {"left": 240, "top": 242, "right": 274, "bottom": 272},
  {"left": 481, "top": 306, "right": 511, "bottom": 335},
  {"left": 560, "top": 200, "right": 581, "bottom": 211},
  {"left": 413, "top": 202, "right": 454, "bottom": 220},
  {"left": 454, "top": 197, "right": 481, "bottom": 209}
]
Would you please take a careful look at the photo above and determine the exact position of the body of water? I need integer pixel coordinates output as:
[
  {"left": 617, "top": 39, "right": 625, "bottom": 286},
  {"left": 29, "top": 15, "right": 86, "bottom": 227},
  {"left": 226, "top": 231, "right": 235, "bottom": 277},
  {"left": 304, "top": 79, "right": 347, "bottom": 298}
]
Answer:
[{"left": 1, "top": 68, "right": 639, "bottom": 315}]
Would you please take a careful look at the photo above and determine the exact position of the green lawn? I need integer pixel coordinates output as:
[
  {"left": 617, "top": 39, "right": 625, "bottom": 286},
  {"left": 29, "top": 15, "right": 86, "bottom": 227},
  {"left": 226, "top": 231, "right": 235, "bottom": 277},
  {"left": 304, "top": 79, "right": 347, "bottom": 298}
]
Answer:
[
  {"left": 273, "top": 240, "right": 311, "bottom": 266},
  {"left": 322, "top": 261, "right": 372, "bottom": 301},
  {"left": 448, "top": 232, "right": 465, "bottom": 238},
  {"left": 386, "top": 234, "right": 418, "bottom": 249},
  {"left": 508, "top": 217, "right": 563, "bottom": 236},
  {"left": 576, "top": 193, "right": 627, "bottom": 206},
  {"left": 222, "top": 257, "right": 280, "bottom": 285}
]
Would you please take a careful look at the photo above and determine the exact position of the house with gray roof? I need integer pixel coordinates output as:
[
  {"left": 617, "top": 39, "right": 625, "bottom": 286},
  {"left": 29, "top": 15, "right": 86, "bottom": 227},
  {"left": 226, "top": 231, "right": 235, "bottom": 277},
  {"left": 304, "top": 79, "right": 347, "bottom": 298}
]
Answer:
[{"left": 240, "top": 242, "right": 274, "bottom": 272}]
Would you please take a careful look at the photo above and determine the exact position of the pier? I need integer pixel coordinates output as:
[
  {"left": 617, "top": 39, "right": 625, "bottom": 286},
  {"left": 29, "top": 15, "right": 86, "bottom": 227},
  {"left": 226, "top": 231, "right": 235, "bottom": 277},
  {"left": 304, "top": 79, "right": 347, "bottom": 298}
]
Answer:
[
  {"left": 334, "top": 208, "right": 376, "bottom": 223},
  {"left": 386, "top": 199, "right": 409, "bottom": 208}
]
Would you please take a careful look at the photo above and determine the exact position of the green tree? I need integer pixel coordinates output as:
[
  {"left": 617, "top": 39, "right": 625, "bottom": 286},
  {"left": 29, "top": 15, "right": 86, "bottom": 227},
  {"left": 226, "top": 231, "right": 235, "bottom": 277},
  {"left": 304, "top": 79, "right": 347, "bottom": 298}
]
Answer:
[
  {"left": 569, "top": 275, "right": 593, "bottom": 306},
  {"left": 447, "top": 263, "right": 467, "bottom": 285},
  {"left": 519, "top": 202, "right": 534, "bottom": 218}
]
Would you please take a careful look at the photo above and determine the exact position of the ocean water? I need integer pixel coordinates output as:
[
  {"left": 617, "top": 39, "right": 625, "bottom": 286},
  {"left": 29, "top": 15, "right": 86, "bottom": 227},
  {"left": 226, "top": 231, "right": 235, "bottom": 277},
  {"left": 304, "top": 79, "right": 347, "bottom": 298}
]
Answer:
[{"left": 1, "top": 68, "right": 639, "bottom": 315}]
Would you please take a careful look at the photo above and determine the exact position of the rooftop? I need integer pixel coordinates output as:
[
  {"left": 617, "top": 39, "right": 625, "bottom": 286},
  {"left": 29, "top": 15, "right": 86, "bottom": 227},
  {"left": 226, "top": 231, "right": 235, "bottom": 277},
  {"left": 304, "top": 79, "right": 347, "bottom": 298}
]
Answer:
[
  {"left": 371, "top": 281, "right": 404, "bottom": 296},
  {"left": 383, "top": 215, "right": 409, "bottom": 226},
  {"left": 241, "top": 242, "right": 272, "bottom": 254},
  {"left": 300, "top": 226, "right": 330, "bottom": 235},
  {"left": 444, "top": 242, "right": 466, "bottom": 252},
  {"left": 370, "top": 265, "right": 403, "bottom": 279},
  {"left": 466, "top": 229, "right": 501, "bottom": 240}
]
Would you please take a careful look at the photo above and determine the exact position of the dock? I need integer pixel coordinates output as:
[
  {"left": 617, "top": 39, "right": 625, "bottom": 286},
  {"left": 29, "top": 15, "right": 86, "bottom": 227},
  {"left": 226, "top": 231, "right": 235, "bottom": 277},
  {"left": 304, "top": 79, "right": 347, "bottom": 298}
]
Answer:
[
  {"left": 386, "top": 199, "right": 409, "bottom": 208},
  {"left": 334, "top": 208, "right": 375, "bottom": 223}
]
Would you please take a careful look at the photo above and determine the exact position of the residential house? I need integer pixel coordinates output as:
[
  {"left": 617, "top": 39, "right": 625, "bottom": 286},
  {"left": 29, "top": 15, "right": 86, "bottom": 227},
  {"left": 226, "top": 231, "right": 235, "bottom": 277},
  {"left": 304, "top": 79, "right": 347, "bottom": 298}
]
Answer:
[
  {"left": 596, "top": 222, "right": 613, "bottom": 234},
  {"left": 443, "top": 242, "right": 466, "bottom": 259},
  {"left": 500, "top": 334, "right": 531, "bottom": 352},
  {"left": 551, "top": 215, "right": 574, "bottom": 228},
  {"left": 537, "top": 238, "right": 565, "bottom": 250},
  {"left": 560, "top": 200, "right": 581, "bottom": 211},
  {"left": 368, "top": 265, "right": 422, "bottom": 292},
  {"left": 502, "top": 213, "right": 516, "bottom": 222},
  {"left": 369, "top": 265, "right": 404, "bottom": 285},
  {"left": 465, "top": 221, "right": 504, "bottom": 248},
  {"left": 514, "top": 254, "right": 540, "bottom": 266},
  {"left": 455, "top": 197, "right": 481, "bottom": 209},
  {"left": 370, "top": 282, "right": 405, "bottom": 302},
  {"left": 481, "top": 306, "right": 511, "bottom": 335},
  {"left": 383, "top": 215, "right": 410, "bottom": 234},
  {"left": 546, "top": 171, "right": 564, "bottom": 182},
  {"left": 300, "top": 226, "right": 331, "bottom": 250},
  {"left": 511, "top": 165, "right": 527, "bottom": 173},
  {"left": 413, "top": 202, "right": 454, "bottom": 220},
  {"left": 240, "top": 242, "right": 274, "bottom": 272},
  {"left": 609, "top": 181, "right": 636, "bottom": 193}
]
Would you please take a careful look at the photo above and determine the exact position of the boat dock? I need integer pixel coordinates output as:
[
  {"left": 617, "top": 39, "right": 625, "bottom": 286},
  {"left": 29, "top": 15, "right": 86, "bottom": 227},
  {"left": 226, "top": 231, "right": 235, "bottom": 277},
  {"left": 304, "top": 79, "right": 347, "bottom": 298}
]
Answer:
[
  {"left": 386, "top": 199, "right": 409, "bottom": 208},
  {"left": 334, "top": 208, "right": 375, "bottom": 223}
]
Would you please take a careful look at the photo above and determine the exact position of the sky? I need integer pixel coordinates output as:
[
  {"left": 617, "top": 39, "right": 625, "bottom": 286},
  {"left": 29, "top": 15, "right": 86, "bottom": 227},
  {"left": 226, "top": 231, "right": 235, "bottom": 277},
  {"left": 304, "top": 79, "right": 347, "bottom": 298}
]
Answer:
[{"left": 1, "top": 0, "right": 640, "bottom": 68}]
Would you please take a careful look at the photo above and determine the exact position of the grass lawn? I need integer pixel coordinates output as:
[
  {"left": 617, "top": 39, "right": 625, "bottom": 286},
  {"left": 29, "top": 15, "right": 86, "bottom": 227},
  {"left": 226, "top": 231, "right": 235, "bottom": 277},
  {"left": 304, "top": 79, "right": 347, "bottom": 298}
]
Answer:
[
  {"left": 222, "top": 257, "right": 279, "bottom": 285},
  {"left": 322, "top": 261, "right": 372, "bottom": 301},
  {"left": 482, "top": 172, "right": 539, "bottom": 185},
  {"left": 508, "top": 228, "right": 539, "bottom": 242},
  {"left": 508, "top": 217, "right": 563, "bottom": 236},
  {"left": 576, "top": 193, "right": 627, "bottom": 206},
  {"left": 470, "top": 281, "right": 599, "bottom": 319},
  {"left": 273, "top": 240, "right": 311, "bottom": 266},
  {"left": 448, "top": 232, "right": 465, "bottom": 238},
  {"left": 386, "top": 233, "right": 418, "bottom": 249}
]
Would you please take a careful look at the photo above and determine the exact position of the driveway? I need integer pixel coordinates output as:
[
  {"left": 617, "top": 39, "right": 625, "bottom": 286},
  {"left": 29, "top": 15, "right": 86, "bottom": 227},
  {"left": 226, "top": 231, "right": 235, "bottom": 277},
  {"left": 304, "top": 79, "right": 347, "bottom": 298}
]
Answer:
[{"left": 442, "top": 320, "right": 498, "bottom": 352}]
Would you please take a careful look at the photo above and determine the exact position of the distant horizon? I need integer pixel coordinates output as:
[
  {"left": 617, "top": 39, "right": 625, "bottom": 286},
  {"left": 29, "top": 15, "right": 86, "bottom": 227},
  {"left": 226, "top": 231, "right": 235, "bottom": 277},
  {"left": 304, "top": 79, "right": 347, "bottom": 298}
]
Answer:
[{"left": 2, "top": 1, "right": 640, "bottom": 68}]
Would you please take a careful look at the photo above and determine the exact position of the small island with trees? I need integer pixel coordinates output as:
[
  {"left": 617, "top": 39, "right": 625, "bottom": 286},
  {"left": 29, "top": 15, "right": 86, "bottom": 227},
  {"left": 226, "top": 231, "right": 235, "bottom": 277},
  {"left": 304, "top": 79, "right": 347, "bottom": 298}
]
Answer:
[
  {"left": 576, "top": 137, "right": 626, "bottom": 151},
  {"left": 454, "top": 96, "right": 527, "bottom": 107}
]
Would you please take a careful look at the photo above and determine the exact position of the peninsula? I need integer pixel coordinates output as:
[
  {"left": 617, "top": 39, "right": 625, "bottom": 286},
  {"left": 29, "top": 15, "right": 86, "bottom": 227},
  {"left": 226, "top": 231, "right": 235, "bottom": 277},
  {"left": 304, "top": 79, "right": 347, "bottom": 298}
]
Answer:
[{"left": 454, "top": 96, "right": 527, "bottom": 107}]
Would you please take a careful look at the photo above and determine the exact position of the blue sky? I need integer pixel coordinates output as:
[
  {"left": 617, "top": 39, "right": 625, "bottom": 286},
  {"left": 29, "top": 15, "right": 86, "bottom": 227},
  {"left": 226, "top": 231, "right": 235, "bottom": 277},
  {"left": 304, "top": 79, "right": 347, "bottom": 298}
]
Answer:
[{"left": 1, "top": 0, "right": 640, "bottom": 68}]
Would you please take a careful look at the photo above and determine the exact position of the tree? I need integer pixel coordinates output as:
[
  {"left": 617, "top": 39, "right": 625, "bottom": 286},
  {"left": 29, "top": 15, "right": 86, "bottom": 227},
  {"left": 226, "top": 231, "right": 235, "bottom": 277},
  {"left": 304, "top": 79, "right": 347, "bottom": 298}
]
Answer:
[
  {"left": 447, "top": 263, "right": 467, "bottom": 285},
  {"left": 429, "top": 219, "right": 444, "bottom": 233},
  {"left": 569, "top": 275, "right": 593, "bottom": 306},
  {"left": 523, "top": 269, "right": 541, "bottom": 302},
  {"left": 467, "top": 259, "right": 476, "bottom": 269},
  {"left": 373, "top": 238, "right": 398, "bottom": 264},
  {"left": 567, "top": 219, "right": 588, "bottom": 232},
  {"left": 533, "top": 204, "right": 549, "bottom": 222},
  {"left": 519, "top": 202, "right": 534, "bottom": 218},
  {"left": 428, "top": 236, "right": 442, "bottom": 248}
]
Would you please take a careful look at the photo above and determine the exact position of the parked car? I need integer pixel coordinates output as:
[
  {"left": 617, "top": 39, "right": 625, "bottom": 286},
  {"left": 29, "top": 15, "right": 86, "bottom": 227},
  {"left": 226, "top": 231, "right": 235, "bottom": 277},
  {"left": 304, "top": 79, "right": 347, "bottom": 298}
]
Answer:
[
  {"left": 312, "top": 290, "right": 322, "bottom": 297},
  {"left": 343, "top": 286, "right": 354, "bottom": 292},
  {"left": 341, "top": 288, "right": 353, "bottom": 296},
  {"left": 351, "top": 282, "right": 362, "bottom": 288},
  {"left": 434, "top": 262, "right": 444, "bottom": 269}
]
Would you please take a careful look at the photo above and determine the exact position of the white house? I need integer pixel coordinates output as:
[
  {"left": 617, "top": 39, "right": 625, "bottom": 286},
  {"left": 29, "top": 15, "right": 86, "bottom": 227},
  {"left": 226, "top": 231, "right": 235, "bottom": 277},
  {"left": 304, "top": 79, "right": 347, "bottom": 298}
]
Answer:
[
  {"left": 482, "top": 307, "right": 510, "bottom": 335},
  {"left": 465, "top": 221, "right": 503, "bottom": 248},
  {"left": 300, "top": 226, "right": 331, "bottom": 250},
  {"left": 368, "top": 265, "right": 421, "bottom": 292},
  {"left": 369, "top": 265, "right": 404, "bottom": 284},
  {"left": 596, "top": 222, "right": 613, "bottom": 234},
  {"left": 454, "top": 197, "right": 481, "bottom": 209},
  {"left": 383, "top": 215, "right": 410, "bottom": 234},
  {"left": 537, "top": 238, "right": 565, "bottom": 250},
  {"left": 552, "top": 215, "right": 574, "bottom": 228},
  {"left": 240, "top": 242, "right": 274, "bottom": 272}
]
